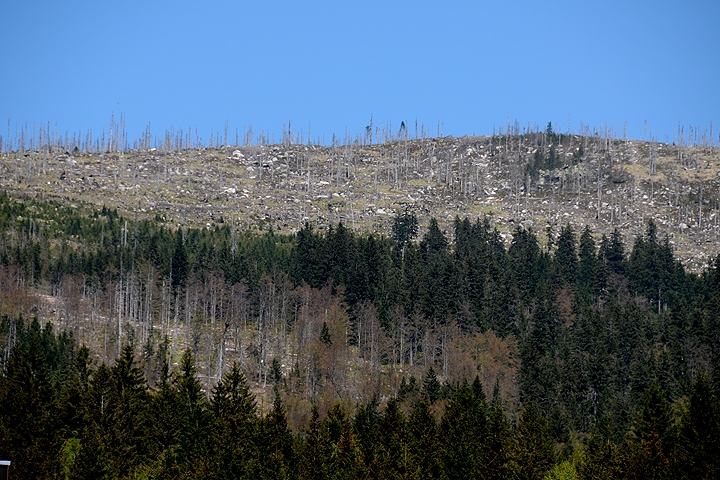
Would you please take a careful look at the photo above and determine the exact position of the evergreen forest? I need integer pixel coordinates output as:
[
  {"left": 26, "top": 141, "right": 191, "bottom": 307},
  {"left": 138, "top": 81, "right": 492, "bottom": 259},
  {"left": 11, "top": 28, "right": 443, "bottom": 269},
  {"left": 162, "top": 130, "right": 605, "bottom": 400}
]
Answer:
[{"left": 1, "top": 191, "right": 720, "bottom": 479}]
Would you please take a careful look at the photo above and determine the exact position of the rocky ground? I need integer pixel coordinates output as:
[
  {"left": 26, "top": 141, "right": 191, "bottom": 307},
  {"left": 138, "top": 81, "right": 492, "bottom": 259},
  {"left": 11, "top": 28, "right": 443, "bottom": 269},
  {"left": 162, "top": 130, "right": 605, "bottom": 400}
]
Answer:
[{"left": 2, "top": 133, "right": 719, "bottom": 270}]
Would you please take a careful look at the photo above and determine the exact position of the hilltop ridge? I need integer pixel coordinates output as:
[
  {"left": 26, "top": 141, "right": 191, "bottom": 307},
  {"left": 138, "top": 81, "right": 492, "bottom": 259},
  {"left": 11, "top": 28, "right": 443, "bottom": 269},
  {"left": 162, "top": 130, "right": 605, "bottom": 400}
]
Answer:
[{"left": 2, "top": 130, "right": 719, "bottom": 270}]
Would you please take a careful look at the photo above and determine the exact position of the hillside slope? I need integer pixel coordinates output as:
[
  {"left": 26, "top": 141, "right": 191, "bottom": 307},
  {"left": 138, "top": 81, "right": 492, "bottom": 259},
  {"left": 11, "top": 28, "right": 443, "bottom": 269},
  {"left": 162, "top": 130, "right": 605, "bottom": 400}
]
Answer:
[{"left": 2, "top": 130, "right": 719, "bottom": 269}]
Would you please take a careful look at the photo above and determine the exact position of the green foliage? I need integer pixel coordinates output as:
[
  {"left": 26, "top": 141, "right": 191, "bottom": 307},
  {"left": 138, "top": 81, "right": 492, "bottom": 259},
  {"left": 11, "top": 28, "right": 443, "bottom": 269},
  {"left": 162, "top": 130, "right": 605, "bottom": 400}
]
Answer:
[
  {"left": 554, "top": 224, "right": 577, "bottom": 286},
  {"left": 322, "top": 403, "right": 361, "bottom": 479},
  {"left": 406, "top": 395, "right": 440, "bottom": 479},
  {"left": 258, "top": 389, "right": 294, "bottom": 479},
  {"left": 58, "top": 434, "right": 81, "bottom": 480},
  {"left": 486, "top": 397, "right": 513, "bottom": 480},
  {"left": 618, "top": 381, "right": 675, "bottom": 480},
  {"left": 440, "top": 380, "right": 490, "bottom": 478},
  {"left": 376, "top": 398, "right": 406, "bottom": 478},
  {"left": 509, "top": 225, "right": 541, "bottom": 304},
  {"left": 675, "top": 371, "right": 720, "bottom": 479},
  {"left": 320, "top": 321, "right": 332, "bottom": 346},
  {"left": 579, "top": 415, "right": 622, "bottom": 480},
  {"left": 210, "top": 363, "right": 259, "bottom": 479},
  {"left": 299, "top": 405, "right": 326, "bottom": 480},
  {"left": 352, "top": 397, "right": 379, "bottom": 475},
  {"left": 391, "top": 208, "right": 418, "bottom": 247},
  {"left": 423, "top": 367, "right": 441, "bottom": 404},
  {"left": 103, "top": 343, "right": 152, "bottom": 476},
  {"left": 512, "top": 403, "right": 555, "bottom": 480},
  {"left": 291, "top": 222, "right": 326, "bottom": 289},
  {"left": 0, "top": 318, "right": 60, "bottom": 479},
  {"left": 270, "top": 358, "right": 283, "bottom": 385},
  {"left": 417, "top": 218, "right": 454, "bottom": 322},
  {"left": 170, "top": 229, "right": 188, "bottom": 290},
  {"left": 543, "top": 460, "right": 578, "bottom": 480},
  {"left": 1, "top": 318, "right": 720, "bottom": 479},
  {"left": 5, "top": 193, "right": 720, "bottom": 478},
  {"left": 577, "top": 226, "right": 598, "bottom": 300}
]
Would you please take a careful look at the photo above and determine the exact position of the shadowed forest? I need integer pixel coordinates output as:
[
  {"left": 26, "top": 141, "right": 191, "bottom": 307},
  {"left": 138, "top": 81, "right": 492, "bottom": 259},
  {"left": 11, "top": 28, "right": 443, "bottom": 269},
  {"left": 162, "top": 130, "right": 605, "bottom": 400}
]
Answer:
[{"left": 1, "top": 191, "right": 720, "bottom": 479}]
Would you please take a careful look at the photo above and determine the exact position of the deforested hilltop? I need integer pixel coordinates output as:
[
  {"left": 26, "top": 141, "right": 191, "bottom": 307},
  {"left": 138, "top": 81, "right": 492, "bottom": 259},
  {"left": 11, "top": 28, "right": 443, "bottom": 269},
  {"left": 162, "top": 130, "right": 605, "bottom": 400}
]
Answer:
[{"left": 1, "top": 123, "right": 719, "bottom": 270}]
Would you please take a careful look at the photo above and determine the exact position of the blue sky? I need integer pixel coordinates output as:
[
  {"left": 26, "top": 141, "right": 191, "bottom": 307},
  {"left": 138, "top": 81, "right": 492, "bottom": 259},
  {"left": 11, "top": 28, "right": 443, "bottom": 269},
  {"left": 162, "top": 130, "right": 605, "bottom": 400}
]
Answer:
[{"left": 1, "top": 0, "right": 718, "bottom": 147}]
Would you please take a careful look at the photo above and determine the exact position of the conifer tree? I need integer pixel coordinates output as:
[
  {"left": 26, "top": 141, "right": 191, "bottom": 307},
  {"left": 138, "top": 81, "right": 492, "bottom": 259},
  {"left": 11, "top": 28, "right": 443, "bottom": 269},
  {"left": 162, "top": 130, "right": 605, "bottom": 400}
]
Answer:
[
  {"left": 323, "top": 403, "right": 361, "bottom": 478},
  {"left": 553, "top": 224, "right": 577, "bottom": 286},
  {"left": 676, "top": 371, "right": 719, "bottom": 479},
  {"left": 0, "top": 318, "right": 59, "bottom": 479},
  {"left": 407, "top": 395, "right": 440, "bottom": 480},
  {"left": 377, "top": 398, "right": 407, "bottom": 478},
  {"left": 472, "top": 375, "right": 486, "bottom": 403},
  {"left": 622, "top": 381, "right": 674, "bottom": 480},
  {"left": 577, "top": 226, "right": 598, "bottom": 299},
  {"left": 511, "top": 403, "right": 554, "bottom": 480},
  {"left": 77, "top": 362, "right": 113, "bottom": 478},
  {"left": 423, "top": 367, "right": 441, "bottom": 404},
  {"left": 55, "top": 344, "right": 91, "bottom": 478},
  {"left": 320, "top": 321, "right": 332, "bottom": 346},
  {"left": 509, "top": 226, "right": 540, "bottom": 304},
  {"left": 172, "top": 348, "right": 213, "bottom": 476},
  {"left": 258, "top": 389, "right": 294, "bottom": 480},
  {"left": 419, "top": 218, "right": 453, "bottom": 321},
  {"left": 602, "top": 228, "right": 627, "bottom": 276},
  {"left": 520, "top": 295, "right": 558, "bottom": 409},
  {"left": 579, "top": 415, "right": 622, "bottom": 480},
  {"left": 171, "top": 228, "right": 188, "bottom": 290},
  {"left": 485, "top": 387, "right": 512, "bottom": 480},
  {"left": 353, "top": 397, "right": 380, "bottom": 475},
  {"left": 439, "top": 380, "right": 489, "bottom": 478},
  {"left": 291, "top": 222, "right": 325, "bottom": 288},
  {"left": 299, "top": 405, "right": 327, "bottom": 480},
  {"left": 392, "top": 208, "right": 418, "bottom": 247},
  {"left": 105, "top": 343, "right": 150, "bottom": 477},
  {"left": 210, "top": 362, "right": 258, "bottom": 479},
  {"left": 145, "top": 356, "right": 181, "bottom": 476}
]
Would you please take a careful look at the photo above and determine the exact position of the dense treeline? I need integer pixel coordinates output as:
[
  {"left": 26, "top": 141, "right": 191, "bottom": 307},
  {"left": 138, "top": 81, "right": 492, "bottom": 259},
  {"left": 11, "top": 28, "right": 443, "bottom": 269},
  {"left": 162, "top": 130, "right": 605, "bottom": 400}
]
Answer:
[
  {"left": 0, "top": 192, "right": 294, "bottom": 288},
  {"left": 3, "top": 191, "right": 720, "bottom": 477},
  {"left": 1, "top": 318, "right": 718, "bottom": 479}
]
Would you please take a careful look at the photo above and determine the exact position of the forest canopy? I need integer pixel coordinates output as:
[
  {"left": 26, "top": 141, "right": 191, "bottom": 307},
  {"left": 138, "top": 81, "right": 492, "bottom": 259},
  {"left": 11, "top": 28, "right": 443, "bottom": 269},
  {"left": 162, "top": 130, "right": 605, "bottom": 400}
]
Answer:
[{"left": 1, "top": 191, "right": 720, "bottom": 478}]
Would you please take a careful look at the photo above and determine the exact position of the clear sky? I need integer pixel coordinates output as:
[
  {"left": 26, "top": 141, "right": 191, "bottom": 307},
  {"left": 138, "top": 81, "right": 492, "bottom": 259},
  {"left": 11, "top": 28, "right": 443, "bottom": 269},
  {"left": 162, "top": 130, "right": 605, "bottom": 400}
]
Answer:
[{"left": 1, "top": 0, "right": 718, "bottom": 147}]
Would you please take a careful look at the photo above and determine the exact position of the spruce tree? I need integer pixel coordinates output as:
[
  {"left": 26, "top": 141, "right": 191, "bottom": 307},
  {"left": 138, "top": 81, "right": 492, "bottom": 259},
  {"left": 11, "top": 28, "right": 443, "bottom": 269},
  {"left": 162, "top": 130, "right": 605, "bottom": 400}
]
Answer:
[
  {"left": 392, "top": 208, "right": 418, "bottom": 247},
  {"left": 299, "top": 405, "right": 327, "bottom": 480},
  {"left": 579, "top": 415, "right": 622, "bottom": 480},
  {"left": 622, "top": 381, "right": 674, "bottom": 480},
  {"left": 258, "top": 389, "right": 294, "bottom": 480},
  {"left": 171, "top": 228, "right": 188, "bottom": 290},
  {"left": 377, "top": 398, "right": 407, "bottom": 478},
  {"left": 553, "top": 224, "right": 577, "bottom": 286},
  {"left": 172, "top": 348, "right": 213, "bottom": 476},
  {"left": 486, "top": 395, "right": 512, "bottom": 480},
  {"left": 323, "top": 403, "right": 361, "bottom": 479},
  {"left": 105, "top": 344, "right": 150, "bottom": 477},
  {"left": 320, "top": 321, "right": 332, "bottom": 346},
  {"left": 512, "top": 403, "right": 554, "bottom": 480},
  {"left": 407, "top": 395, "right": 440, "bottom": 479},
  {"left": 439, "top": 381, "right": 489, "bottom": 479},
  {"left": 210, "top": 362, "right": 258, "bottom": 479},
  {"left": 676, "top": 371, "right": 719, "bottom": 479},
  {"left": 423, "top": 367, "right": 441, "bottom": 404},
  {"left": 353, "top": 397, "right": 380, "bottom": 476},
  {"left": 0, "top": 318, "right": 59, "bottom": 479},
  {"left": 577, "top": 226, "right": 598, "bottom": 299}
]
